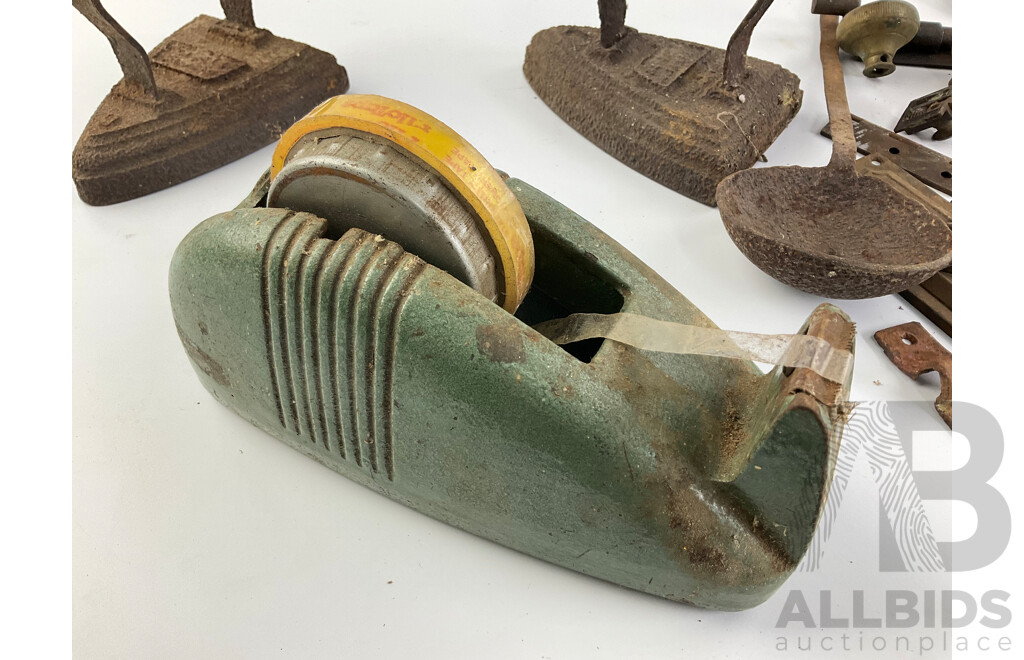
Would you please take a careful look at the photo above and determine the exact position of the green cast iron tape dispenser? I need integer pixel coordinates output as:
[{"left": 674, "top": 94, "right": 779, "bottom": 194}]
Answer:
[{"left": 169, "top": 94, "right": 855, "bottom": 611}]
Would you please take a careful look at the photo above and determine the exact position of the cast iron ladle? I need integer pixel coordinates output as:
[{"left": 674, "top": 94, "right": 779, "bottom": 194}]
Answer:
[{"left": 715, "top": 14, "right": 951, "bottom": 299}]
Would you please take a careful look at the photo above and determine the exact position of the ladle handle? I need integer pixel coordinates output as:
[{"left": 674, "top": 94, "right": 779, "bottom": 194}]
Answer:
[
  {"left": 724, "top": 0, "right": 776, "bottom": 88},
  {"left": 820, "top": 14, "right": 857, "bottom": 173}
]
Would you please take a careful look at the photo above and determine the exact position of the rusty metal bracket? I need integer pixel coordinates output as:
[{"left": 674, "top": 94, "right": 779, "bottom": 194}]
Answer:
[
  {"left": 874, "top": 322, "right": 952, "bottom": 427},
  {"left": 895, "top": 83, "right": 952, "bottom": 141},
  {"left": 821, "top": 115, "right": 952, "bottom": 194}
]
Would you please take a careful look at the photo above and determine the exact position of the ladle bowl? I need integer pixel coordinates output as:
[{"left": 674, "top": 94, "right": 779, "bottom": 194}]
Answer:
[
  {"left": 718, "top": 164, "right": 951, "bottom": 298},
  {"left": 717, "top": 13, "right": 951, "bottom": 299}
]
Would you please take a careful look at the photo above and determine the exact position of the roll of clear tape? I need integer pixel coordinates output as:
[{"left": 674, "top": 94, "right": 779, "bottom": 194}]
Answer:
[{"left": 534, "top": 313, "right": 853, "bottom": 385}]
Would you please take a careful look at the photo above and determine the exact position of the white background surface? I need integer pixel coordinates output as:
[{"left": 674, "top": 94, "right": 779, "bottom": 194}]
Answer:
[{"left": 64, "top": 0, "right": 1019, "bottom": 657}]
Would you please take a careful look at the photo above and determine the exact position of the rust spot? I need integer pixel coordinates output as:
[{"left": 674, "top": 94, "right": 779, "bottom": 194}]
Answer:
[
  {"left": 687, "top": 544, "right": 727, "bottom": 572},
  {"left": 874, "top": 322, "right": 951, "bottom": 427},
  {"left": 550, "top": 383, "right": 576, "bottom": 398},
  {"left": 175, "top": 323, "right": 230, "bottom": 387},
  {"left": 475, "top": 324, "right": 526, "bottom": 363}
]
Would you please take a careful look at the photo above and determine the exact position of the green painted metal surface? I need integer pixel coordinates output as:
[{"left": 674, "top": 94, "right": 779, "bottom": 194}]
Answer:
[{"left": 169, "top": 171, "right": 854, "bottom": 610}]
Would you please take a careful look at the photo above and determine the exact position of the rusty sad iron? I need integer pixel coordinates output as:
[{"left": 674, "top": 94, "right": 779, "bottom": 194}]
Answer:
[
  {"left": 72, "top": 0, "right": 349, "bottom": 206},
  {"left": 170, "top": 95, "right": 855, "bottom": 610},
  {"left": 523, "top": 0, "right": 802, "bottom": 206}
]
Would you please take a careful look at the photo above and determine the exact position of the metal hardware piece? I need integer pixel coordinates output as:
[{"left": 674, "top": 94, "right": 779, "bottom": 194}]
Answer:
[
  {"left": 894, "top": 21, "right": 951, "bottom": 69},
  {"left": 854, "top": 154, "right": 952, "bottom": 336},
  {"left": 72, "top": 0, "right": 349, "bottom": 206},
  {"left": 811, "top": 0, "right": 861, "bottom": 15},
  {"left": 821, "top": 115, "right": 953, "bottom": 195},
  {"left": 900, "top": 272, "right": 952, "bottom": 337},
  {"left": 874, "top": 322, "right": 951, "bottom": 427},
  {"left": 836, "top": 0, "right": 920, "bottom": 77},
  {"left": 855, "top": 153, "right": 951, "bottom": 226},
  {"left": 524, "top": 1, "right": 802, "bottom": 206},
  {"left": 893, "top": 51, "right": 951, "bottom": 69},
  {"left": 717, "top": 15, "right": 951, "bottom": 299},
  {"left": 895, "top": 83, "right": 952, "bottom": 141}
]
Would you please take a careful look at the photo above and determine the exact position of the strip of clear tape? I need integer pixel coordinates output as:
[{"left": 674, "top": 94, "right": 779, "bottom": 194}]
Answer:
[{"left": 533, "top": 313, "right": 853, "bottom": 385}]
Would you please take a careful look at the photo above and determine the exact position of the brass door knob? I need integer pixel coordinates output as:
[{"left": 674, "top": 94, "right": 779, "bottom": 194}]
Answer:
[{"left": 837, "top": 0, "right": 920, "bottom": 77}]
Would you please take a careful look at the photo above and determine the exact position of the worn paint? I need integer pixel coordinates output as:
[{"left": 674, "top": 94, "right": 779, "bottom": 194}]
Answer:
[{"left": 170, "top": 172, "right": 854, "bottom": 610}]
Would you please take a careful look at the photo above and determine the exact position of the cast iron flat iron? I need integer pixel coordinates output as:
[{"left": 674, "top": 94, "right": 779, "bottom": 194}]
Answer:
[
  {"left": 523, "top": 0, "right": 802, "bottom": 206},
  {"left": 72, "top": 0, "right": 349, "bottom": 205},
  {"left": 170, "top": 95, "right": 854, "bottom": 610}
]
